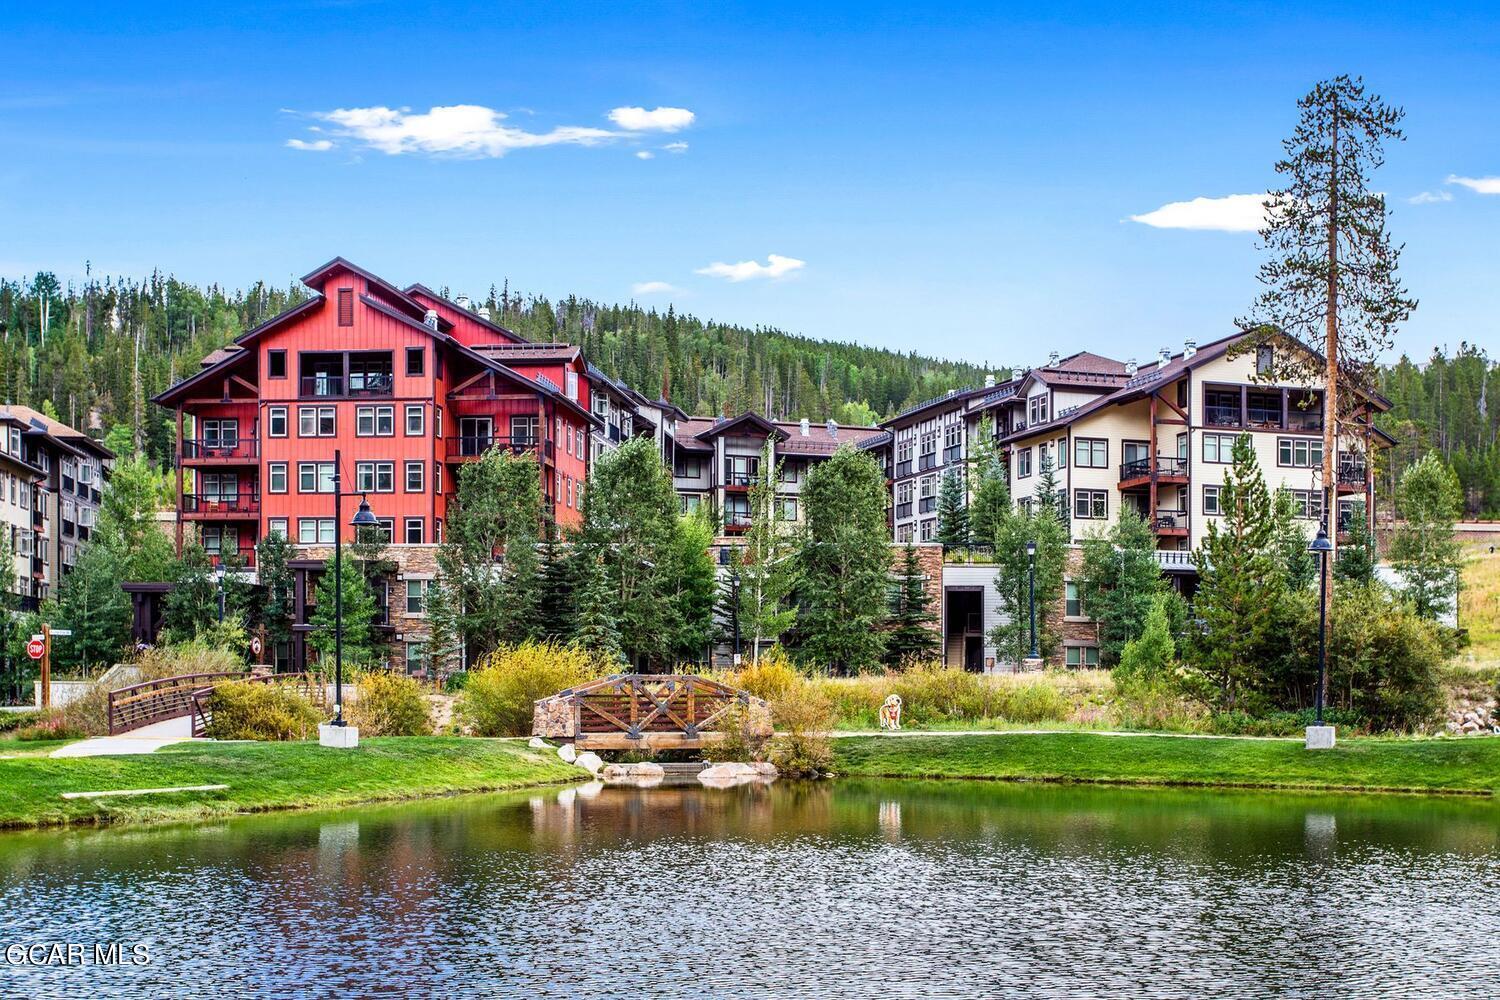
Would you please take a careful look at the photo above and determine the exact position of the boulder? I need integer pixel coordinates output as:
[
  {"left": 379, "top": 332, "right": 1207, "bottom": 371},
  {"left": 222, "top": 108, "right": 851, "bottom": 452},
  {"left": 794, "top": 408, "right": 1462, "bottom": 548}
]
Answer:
[
  {"left": 557, "top": 744, "right": 577, "bottom": 763},
  {"left": 600, "top": 762, "right": 664, "bottom": 787},
  {"left": 528, "top": 737, "right": 549, "bottom": 749},
  {"left": 699, "top": 762, "right": 756, "bottom": 780},
  {"left": 574, "top": 752, "right": 604, "bottom": 775}
]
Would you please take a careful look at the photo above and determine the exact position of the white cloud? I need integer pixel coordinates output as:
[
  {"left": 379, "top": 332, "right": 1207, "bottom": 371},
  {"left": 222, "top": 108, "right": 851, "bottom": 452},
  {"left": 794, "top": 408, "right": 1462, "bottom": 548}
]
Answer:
[
  {"left": 300, "top": 104, "right": 617, "bottom": 158},
  {"left": 607, "top": 106, "right": 695, "bottom": 132},
  {"left": 1447, "top": 174, "right": 1500, "bottom": 195},
  {"left": 1409, "top": 190, "right": 1453, "bottom": 204},
  {"left": 695, "top": 254, "right": 806, "bottom": 282},
  {"left": 662, "top": 141, "right": 689, "bottom": 153},
  {"left": 632, "top": 281, "right": 677, "bottom": 295},
  {"left": 635, "top": 150, "right": 654, "bottom": 160},
  {"left": 285, "top": 138, "right": 333, "bottom": 152},
  {"left": 1129, "top": 193, "right": 1274, "bottom": 232}
]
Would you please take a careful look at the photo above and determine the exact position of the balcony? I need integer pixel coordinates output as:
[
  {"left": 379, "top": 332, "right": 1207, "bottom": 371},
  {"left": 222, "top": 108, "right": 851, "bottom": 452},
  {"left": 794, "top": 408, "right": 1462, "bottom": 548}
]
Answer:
[
  {"left": 1337, "top": 464, "right": 1368, "bottom": 491},
  {"left": 300, "top": 350, "right": 395, "bottom": 399},
  {"left": 30, "top": 555, "right": 44, "bottom": 579},
  {"left": 208, "top": 543, "right": 257, "bottom": 569},
  {"left": 1153, "top": 549, "right": 1197, "bottom": 572},
  {"left": 181, "top": 437, "right": 259, "bottom": 463},
  {"left": 182, "top": 493, "right": 261, "bottom": 519},
  {"left": 1119, "top": 455, "right": 1188, "bottom": 488},
  {"left": 444, "top": 435, "right": 548, "bottom": 462},
  {"left": 1151, "top": 508, "right": 1189, "bottom": 536},
  {"left": 723, "top": 512, "right": 752, "bottom": 534},
  {"left": 723, "top": 470, "right": 757, "bottom": 490},
  {"left": 1205, "top": 404, "right": 1240, "bottom": 428}
]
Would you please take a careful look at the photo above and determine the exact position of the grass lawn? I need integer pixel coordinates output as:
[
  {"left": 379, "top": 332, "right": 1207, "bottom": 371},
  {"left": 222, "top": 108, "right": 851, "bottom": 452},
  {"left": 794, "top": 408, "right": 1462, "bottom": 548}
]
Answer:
[
  {"left": 0, "top": 736, "right": 581, "bottom": 830},
  {"left": 0, "top": 738, "right": 79, "bottom": 758},
  {"left": 1460, "top": 547, "right": 1500, "bottom": 667},
  {"left": 832, "top": 731, "right": 1500, "bottom": 795}
]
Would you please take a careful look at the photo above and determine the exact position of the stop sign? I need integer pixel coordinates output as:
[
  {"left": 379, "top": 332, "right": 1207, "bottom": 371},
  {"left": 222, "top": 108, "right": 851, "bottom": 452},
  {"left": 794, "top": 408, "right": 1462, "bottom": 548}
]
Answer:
[{"left": 26, "top": 637, "right": 45, "bottom": 660}]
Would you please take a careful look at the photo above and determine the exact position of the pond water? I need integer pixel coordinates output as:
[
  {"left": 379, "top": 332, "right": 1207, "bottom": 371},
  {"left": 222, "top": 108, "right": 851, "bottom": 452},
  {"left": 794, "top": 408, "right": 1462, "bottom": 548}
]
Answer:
[{"left": 1, "top": 779, "right": 1498, "bottom": 998}]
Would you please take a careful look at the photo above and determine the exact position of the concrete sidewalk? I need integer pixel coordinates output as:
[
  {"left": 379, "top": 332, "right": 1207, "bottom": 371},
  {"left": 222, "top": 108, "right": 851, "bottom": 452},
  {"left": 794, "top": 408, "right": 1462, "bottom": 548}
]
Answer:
[{"left": 51, "top": 715, "right": 197, "bottom": 758}]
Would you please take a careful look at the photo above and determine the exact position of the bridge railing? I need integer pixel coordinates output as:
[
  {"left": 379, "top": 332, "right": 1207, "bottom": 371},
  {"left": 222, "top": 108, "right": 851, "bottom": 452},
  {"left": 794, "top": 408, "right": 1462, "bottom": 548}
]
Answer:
[
  {"left": 108, "top": 672, "right": 246, "bottom": 735},
  {"left": 188, "top": 672, "right": 323, "bottom": 737},
  {"left": 534, "top": 674, "right": 770, "bottom": 750}
]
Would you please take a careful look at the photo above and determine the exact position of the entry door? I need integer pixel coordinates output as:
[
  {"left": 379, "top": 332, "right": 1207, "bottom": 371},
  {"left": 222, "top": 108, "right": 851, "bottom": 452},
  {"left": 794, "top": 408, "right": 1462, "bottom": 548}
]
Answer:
[{"left": 459, "top": 417, "right": 492, "bottom": 456}]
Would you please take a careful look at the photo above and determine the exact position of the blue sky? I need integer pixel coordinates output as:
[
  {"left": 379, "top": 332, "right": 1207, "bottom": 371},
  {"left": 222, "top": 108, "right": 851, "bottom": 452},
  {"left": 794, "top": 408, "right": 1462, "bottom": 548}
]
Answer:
[{"left": 3, "top": 1, "right": 1497, "bottom": 368}]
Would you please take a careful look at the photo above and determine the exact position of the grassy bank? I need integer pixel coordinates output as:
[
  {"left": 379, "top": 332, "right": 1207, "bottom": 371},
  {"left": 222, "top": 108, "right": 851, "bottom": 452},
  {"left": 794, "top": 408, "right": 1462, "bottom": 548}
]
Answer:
[
  {"left": 832, "top": 732, "right": 1500, "bottom": 795},
  {"left": 0, "top": 737, "right": 580, "bottom": 831}
]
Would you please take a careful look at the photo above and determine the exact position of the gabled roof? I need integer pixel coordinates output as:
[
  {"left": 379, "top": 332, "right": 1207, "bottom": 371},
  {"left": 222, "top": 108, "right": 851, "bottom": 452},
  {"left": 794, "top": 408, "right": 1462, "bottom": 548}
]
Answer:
[
  {"left": 302, "top": 257, "right": 446, "bottom": 328},
  {"left": 696, "top": 411, "right": 789, "bottom": 442},
  {"left": 0, "top": 405, "right": 113, "bottom": 460},
  {"left": 405, "top": 283, "right": 526, "bottom": 344},
  {"left": 473, "top": 342, "right": 582, "bottom": 365},
  {"left": 674, "top": 414, "right": 886, "bottom": 456},
  {"left": 882, "top": 384, "right": 1000, "bottom": 428}
]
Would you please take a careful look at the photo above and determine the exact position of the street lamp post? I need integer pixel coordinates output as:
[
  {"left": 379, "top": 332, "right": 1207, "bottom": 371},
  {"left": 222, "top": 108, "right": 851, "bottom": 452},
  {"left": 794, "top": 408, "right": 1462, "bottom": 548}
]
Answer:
[
  {"left": 321, "top": 448, "right": 380, "bottom": 746},
  {"left": 1025, "top": 539, "right": 1039, "bottom": 663},
  {"left": 1306, "top": 515, "right": 1335, "bottom": 749}
]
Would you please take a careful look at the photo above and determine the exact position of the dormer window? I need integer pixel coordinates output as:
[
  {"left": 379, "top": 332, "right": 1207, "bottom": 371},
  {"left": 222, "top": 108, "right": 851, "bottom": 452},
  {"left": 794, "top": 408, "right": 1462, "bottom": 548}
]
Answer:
[
  {"left": 337, "top": 288, "right": 354, "bottom": 327},
  {"left": 1256, "top": 345, "right": 1273, "bottom": 375}
]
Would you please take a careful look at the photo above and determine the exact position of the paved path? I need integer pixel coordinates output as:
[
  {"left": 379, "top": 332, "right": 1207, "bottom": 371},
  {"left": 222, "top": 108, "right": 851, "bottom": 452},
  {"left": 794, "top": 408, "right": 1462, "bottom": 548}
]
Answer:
[
  {"left": 828, "top": 729, "right": 1302, "bottom": 742},
  {"left": 51, "top": 716, "right": 198, "bottom": 758}
]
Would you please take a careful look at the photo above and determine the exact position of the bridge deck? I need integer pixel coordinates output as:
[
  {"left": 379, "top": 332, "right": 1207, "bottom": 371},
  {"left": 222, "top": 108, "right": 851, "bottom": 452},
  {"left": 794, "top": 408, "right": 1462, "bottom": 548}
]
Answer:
[{"left": 534, "top": 674, "right": 771, "bottom": 750}]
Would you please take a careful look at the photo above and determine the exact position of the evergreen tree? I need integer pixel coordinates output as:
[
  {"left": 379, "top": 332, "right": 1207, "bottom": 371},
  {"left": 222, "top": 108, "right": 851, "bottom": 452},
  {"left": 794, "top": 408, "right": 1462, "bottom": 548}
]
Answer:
[
  {"left": 572, "top": 549, "right": 623, "bottom": 664},
  {"left": 989, "top": 487, "right": 1068, "bottom": 665},
  {"left": 1389, "top": 453, "right": 1463, "bottom": 620},
  {"left": 967, "top": 415, "right": 1010, "bottom": 548},
  {"left": 1184, "top": 434, "right": 1282, "bottom": 711},
  {"left": 97, "top": 455, "right": 174, "bottom": 581},
  {"left": 255, "top": 530, "right": 297, "bottom": 654},
  {"left": 666, "top": 507, "right": 718, "bottom": 662},
  {"left": 52, "top": 542, "right": 131, "bottom": 670},
  {"left": 1270, "top": 488, "right": 1318, "bottom": 591},
  {"left": 1035, "top": 451, "right": 1068, "bottom": 537},
  {"left": 793, "top": 446, "right": 891, "bottom": 673},
  {"left": 1334, "top": 499, "right": 1376, "bottom": 585},
  {"left": 738, "top": 440, "right": 797, "bottom": 662},
  {"left": 885, "top": 544, "right": 939, "bottom": 665},
  {"left": 935, "top": 468, "right": 970, "bottom": 549},
  {"left": 536, "top": 526, "right": 575, "bottom": 641},
  {"left": 1116, "top": 593, "right": 1176, "bottom": 685},
  {"left": 307, "top": 558, "right": 382, "bottom": 670},
  {"left": 1077, "top": 506, "right": 1165, "bottom": 665},
  {"left": 715, "top": 559, "right": 744, "bottom": 661},
  {"left": 160, "top": 544, "right": 218, "bottom": 641}
]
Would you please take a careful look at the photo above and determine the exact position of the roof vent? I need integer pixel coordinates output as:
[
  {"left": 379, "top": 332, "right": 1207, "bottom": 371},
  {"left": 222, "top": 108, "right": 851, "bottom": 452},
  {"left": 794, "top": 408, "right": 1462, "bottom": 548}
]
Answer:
[
  {"left": 455, "top": 295, "right": 474, "bottom": 312},
  {"left": 826, "top": 418, "right": 838, "bottom": 439},
  {"left": 800, "top": 418, "right": 810, "bottom": 436},
  {"left": 423, "top": 308, "right": 440, "bottom": 330},
  {"left": 1011, "top": 367, "right": 1024, "bottom": 382},
  {"left": 1125, "top": 358, "right": 1138, "bottom": 376},
  {"left": 1184, "top": 339, "right": 1197, "bottom": 359},
  {"left": 984, "top": 373, "right": 996, "bottom": 388},
  {"left": 1047, "top": 351, "right": 1059, "bottom": 367},
  {"left": 1157, "top": 347, "right": 1171, "bottom": 369}
]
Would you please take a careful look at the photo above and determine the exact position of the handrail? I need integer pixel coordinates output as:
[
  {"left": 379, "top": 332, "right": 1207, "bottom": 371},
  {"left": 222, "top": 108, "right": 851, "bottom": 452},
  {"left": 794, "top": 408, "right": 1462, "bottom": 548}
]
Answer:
[{"left": 1120, "top": 455, "right": 1188, "bottom": 480}]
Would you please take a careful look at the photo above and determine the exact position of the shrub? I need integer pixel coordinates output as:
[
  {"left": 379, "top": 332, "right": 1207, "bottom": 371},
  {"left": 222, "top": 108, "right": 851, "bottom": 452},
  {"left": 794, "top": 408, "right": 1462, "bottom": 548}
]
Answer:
[
  {"left": 767, "top": 679, "right": 835, "bottom": 777},
  {"left": 459, "top": 641, "right": 601, "bottom": 737},
  {"left": 0, "top": 710, "right": 40, "bottom": 734},
  {"left": 14, "top": 713, "right": 87, "bottom": 741},
  {"left": 443, "top": 671, "right": 470, "bottom": 693},
  {"left": 56, "top": 682, "right": 113, "bottom": 737},
  {"left": 1115, "top": 594, "right": 1176, "bottom": 684},
  {"left": 713, "top": 702, "right": 774, "bottom": 763},
  {"left": 348, "top": 671, "right": 433, "bottom": 736},
  {"left": 204, "top": 681, "right": 322, "bottom": 741},
  {"left": 992, "top": 679, "right": 1072, "bottom": 724},
  {"left": 1111, "top": 677, "right": 1204, "bottom": 732},
  {"left": 732, "top": 649, "right": 801, "bottom": 703}
]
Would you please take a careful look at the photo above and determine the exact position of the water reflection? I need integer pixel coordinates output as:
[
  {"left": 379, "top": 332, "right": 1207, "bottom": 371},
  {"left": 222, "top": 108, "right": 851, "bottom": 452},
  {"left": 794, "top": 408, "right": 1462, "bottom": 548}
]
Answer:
[{"left": 1, "top": 781, "right": 1498, "bottom": 998}]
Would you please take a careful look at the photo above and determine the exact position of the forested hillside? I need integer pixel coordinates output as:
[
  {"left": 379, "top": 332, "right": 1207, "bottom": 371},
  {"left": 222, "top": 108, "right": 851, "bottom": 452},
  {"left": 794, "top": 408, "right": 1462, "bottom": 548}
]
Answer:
[
  {"left": 0, "top": 270, "right": 989, "bottom": 469},
  {"left": 1, "top": 268, "right": 1497, "bottom": 515}
]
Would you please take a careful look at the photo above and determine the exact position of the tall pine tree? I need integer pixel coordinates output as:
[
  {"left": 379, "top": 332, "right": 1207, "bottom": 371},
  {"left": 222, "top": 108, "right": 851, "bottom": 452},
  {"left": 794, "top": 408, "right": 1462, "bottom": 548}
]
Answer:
[{"left": 885, "top": 545, "right": 939, "bottom": 666}]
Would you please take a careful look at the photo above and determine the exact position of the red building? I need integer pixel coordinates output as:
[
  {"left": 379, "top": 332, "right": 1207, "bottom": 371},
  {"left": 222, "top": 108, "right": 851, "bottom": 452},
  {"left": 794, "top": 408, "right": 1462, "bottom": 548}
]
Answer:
[{"left": 154, "top": 258, "right": 601, "bottom": 670}]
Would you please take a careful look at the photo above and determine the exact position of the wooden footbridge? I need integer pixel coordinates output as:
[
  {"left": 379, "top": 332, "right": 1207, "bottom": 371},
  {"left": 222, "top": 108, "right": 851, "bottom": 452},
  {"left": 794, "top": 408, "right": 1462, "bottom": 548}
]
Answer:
[
  {"left": 107, "top": 671, "right": 323, "bottom": 736},
  {"left": 533, "top": 674, "right": 771, "bottom": 751}
]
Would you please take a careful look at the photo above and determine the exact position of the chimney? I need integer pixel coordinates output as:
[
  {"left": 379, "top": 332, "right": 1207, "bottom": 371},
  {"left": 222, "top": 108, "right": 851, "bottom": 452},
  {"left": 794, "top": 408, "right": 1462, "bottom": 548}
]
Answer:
[
  {"left": 455, "top": 295, "right": 474, "bottom": 312},
  {"left": 1047, "top": 351, "right": 1059, "bottom": 367},
  {"left": 800, "top": 417, "right": 810, "bottom": 436},
  {"left": 1125, "top": 358, "right": 1138, "bottom": 376},
  {"left": 984, "top": 373, "right": 995, "bottom": 388},
  {"left": 1010, "top": 367, "right": 1024, "bottom": 382},
  {"left": 1184, "top": 339, "right": 1197, "bottom": 359},
  {"left": 1157, "top": 347, "right": 1170, "bottom": 369},
  {"left": 423, "top": 308, "right": 440, "bottom": 330},
  {"left": 826, "top": 418, "right": 838, "bottom": 439}
]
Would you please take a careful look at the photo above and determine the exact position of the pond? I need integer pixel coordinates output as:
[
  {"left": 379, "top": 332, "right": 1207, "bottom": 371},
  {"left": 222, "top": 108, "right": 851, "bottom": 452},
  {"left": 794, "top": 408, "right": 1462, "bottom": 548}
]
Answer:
[{"left": 1, "top": 779, "right": 1498, "bottom": 998}]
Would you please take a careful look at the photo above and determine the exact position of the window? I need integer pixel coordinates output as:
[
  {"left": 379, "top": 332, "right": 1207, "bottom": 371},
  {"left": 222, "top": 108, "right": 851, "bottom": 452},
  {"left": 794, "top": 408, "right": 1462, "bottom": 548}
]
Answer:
[
  {"left": 1073, "top": 438, "right": 1107, "bottom": 468},
  {"left": 1205, "top": 388, "right": 1240, "bottom": 427},
  {"left": 404, "top": 518, "right": 424, "bottom": 544},
  {"left": 406, "top": 346, "right": 425, "bottom": 377},
  {"left": 201, "top": 473, "right": 238, "bottom": 503},
  {"left": 268, "top": 518, "right": 288, "bottom": 538},
  {"left": 1074, "top": 489, "right": 1107, "bottom": 519},
  {"left": 1016, "top": 447, "right": 1032, "bottom": 478},
  {"left": 1290, "top": 489, "right": 1324, "bottom": 521},
  {"left": 918, "top": 475, "right": 937, "bottom": 513},
  {"left": 267, "top": 350, "right": 287, "bottom": 378},
  {"left": 1065, "top": 581, "right": 1083, "bottom": 618},
  {"left": 268, "top": 463, "right": 288, "bottom": 493},
  {"left": 268, "top": 406, "right": 288, "bottom": 437},
  {"left": 405, "top": 642, "right": 429, "bottom": 675},
  {"left": 356, "top": 461, "right": 395, "bottom": 493},
  {"left": 201, "top": 419, "right": 239, "bottom": 449},
  {"left": 896, "top": 437, "right": 914, "bottom": 477},
  {"left": 1277, "top": 437, "right": 1324, "bottom": 468},
  {"left": 405, "top": 461, "right": 424, "bottom": 493},
  {"left": 1203, "top": 485, "right": 1222, "bottom": 516},
  {"left": 1256, "top": 345, "right": 1273, "bottom": 375},
  {"left": 1057, "top": 438, "right": 1068, "bottom": 468},
  {"left": 918, "top": 430, "right": 938, "bottom": 471},
  {"left": 1177, "top": 433, "right": 1188, "bottom": 460},
  {"left": 370, "top": 518, "right": 394, "bottom": 544},
  {"left": 780, "top": 498, "right": 799, "bottom": 521},
  {"left": 1028, "top": 393, "right": 1049, "bottom": 427},
  {"left": 298, "top": 518, "right": 335, "bottom": 545},
  {"left": 680, "top": 495, "right": 701, "bottom": 514},
  {"left": 405, "top": 579, "right": 429, "bottom": 615},
  {"left": 919, "top": 518, "right": 936, "bottom": 541},
  {"left": 1065, "top": 646, "right": 1101, "bottom": 668},
  {"left": 299, "top": 406, "right": 336, "bottom": 437},
  {"left": 299, "top": 462, "right": 334, "bottom": 493},
  {"left": 896, "top": 481, "right": 914, "bottom": 519},
  {"left": 674, "top": 456, "right": 705, "bottom": 479},
  {"left": 1202, "top": 433, "right": 1237, "bottom": 463},
  {"left": 405, "top": 405, "right": 424, "bottom": 436},
  {"left": 896, "top": 522, "right": 914, "bottom": 543},
  {"left": 943, "top": 423, "right": 963, "bottom": 463},
  {"left": 356, "top": 405, "right": 394, "bottom": 436},
  {"left": 337, "top": 288, "right": 354, "bottom": 326},
  {"left": 779, "top": 461, "right": 801, "bottom": 484},
  {"left": 510, "top": 415, "right": 538, "bottom": 446}
]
